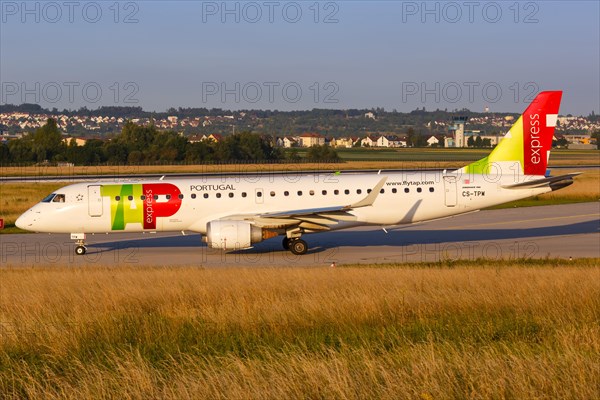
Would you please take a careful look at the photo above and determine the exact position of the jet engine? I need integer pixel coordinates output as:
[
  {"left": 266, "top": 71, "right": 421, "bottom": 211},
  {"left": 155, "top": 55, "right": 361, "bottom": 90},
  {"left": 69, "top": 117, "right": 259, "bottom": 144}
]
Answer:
[{"left": 205, "top": 220, "right": 277, "bottom": 250}]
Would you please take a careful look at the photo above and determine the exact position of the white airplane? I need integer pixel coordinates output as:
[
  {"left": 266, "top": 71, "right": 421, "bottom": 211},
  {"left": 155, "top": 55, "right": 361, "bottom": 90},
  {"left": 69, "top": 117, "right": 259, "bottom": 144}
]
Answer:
[{"left": 16, "top": 91, "right": 578, "bottom": 256}]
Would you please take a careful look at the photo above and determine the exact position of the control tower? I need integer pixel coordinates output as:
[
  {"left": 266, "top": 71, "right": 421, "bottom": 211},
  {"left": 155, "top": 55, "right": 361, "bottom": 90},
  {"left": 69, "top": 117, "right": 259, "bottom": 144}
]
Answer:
[{"left": 449, "top": 116, "right": 469, "bottom": 147}]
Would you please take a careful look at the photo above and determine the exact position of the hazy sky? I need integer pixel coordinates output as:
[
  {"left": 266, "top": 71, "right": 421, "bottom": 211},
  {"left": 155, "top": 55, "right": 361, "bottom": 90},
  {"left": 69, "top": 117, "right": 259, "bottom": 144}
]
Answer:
[{"left": 1, "top": 1, "right": 599, "bottom": 114}]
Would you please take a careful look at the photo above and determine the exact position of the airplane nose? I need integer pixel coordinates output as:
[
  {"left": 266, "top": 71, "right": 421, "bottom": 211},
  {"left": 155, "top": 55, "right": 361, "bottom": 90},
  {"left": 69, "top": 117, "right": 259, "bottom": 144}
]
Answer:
[
  {"left": 15, "top": 213, "right": 28, "bottom": 230},
  {"left": 15, "top": 210, "right": 35, "bottom": 231}
]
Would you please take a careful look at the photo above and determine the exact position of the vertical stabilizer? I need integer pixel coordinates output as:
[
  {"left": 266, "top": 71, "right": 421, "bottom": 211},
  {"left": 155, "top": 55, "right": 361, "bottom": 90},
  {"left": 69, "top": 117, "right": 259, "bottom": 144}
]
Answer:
[{"left": 459, "top": 91, "right": 562, "bottom": 176}]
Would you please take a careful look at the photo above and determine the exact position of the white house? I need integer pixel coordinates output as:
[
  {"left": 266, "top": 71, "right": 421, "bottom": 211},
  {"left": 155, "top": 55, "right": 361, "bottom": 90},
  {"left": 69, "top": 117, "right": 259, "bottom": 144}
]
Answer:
[
  {"left": 376, "top": 135, "right": 406, "bottom": 148},
  {"left": 427, "top": 136, "right": 440, "bottom": 146},
  {"left": 276, "top": 136, "right": 298, "bottom": 148},
  {"left": 361, "top": 135, "right": 378, "bottom": 147}
]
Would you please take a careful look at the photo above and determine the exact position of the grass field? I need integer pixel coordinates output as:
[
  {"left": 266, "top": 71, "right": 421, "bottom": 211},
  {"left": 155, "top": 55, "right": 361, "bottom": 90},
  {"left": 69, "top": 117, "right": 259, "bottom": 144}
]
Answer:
[{"left": 1, "top": 260, "right": 598, "bottom": 399}]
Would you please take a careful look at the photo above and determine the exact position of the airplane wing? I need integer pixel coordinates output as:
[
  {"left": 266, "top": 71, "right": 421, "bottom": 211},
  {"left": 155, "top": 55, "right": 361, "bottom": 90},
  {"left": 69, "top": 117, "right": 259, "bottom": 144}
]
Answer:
[
  {"left": 221, "top": 177, "right": 388, "bottom": 231},
  {"left": 501, "top": 173, "right": 581, "bottom": 190}
]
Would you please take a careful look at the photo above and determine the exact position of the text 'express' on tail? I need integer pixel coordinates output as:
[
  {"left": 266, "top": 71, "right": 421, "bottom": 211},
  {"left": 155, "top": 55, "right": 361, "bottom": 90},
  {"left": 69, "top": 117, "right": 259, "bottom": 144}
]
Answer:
[{"left": 459, "top": 91, "right": 562, "bottom": 176}]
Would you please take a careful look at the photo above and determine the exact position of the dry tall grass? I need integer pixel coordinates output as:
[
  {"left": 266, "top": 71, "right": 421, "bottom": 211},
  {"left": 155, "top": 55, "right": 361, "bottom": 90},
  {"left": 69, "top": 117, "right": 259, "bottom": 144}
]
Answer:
[{"left": 1, "top": 261, "right": 599, "bottom": 399}]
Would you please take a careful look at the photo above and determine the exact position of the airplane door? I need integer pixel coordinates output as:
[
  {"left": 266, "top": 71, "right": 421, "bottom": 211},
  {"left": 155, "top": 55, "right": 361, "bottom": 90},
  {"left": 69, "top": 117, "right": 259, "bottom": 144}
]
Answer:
[
  {"left": 88, "top": 185, "right": 103, "bottom": 217},
  {"left": 443, "top": 176, "right": 457, "bottom": 207},
  {"left": 255, "top": 188, "right": 264, "bottom": 204}
]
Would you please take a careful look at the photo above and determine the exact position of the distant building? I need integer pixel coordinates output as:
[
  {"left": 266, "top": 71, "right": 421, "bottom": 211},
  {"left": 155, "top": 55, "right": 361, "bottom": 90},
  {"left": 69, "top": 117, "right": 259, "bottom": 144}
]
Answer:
[
  {"left": 448, "top": 116, "right": 469, "bottom": 148},
  {"left": 298, "top": 133, "right": 325, "bottom": 147},
  {"left": 376, "top": 135, "right": 405, "bottom": 148},
  {"left": 331, "top": 137, "right": 355, "bottom": 148},
  {"left": 427, "top": 135, "right": 439, "bottom": 146},
  {"left": 360, "top": 135, "right": 378, "bottom": 147},
  {"left": 276, "top": 136, "right": 298, "bottom": 148},
  {"left": 206, "top": 133, "right": 222, "bottom": 143},
  {"left": 63, "top": 137, "right": 88, "bottom": 146}
]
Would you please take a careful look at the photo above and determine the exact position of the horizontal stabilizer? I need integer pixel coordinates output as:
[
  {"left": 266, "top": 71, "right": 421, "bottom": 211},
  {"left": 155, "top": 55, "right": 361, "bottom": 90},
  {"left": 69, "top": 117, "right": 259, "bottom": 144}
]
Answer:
[{"left": 501, "top": 173, "right": 581, "bottom": 190}]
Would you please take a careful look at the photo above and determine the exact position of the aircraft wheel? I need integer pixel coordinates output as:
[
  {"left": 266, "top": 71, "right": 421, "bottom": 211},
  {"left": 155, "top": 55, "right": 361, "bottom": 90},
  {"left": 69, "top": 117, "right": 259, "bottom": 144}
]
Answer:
[
  {"left": 282, "top": 237, "right": 291, "bottom": 250},
  {"left": 75, "top": 245, "right": 86, "bottom": 256},
  {"left": 290, "top": 239, "right": 308, "bottom": 255}
]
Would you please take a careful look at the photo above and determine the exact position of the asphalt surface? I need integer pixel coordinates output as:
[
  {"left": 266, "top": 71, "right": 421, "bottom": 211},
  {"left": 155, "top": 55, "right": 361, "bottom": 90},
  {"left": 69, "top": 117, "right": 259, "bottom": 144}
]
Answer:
[{"left": 1, "top": 202, "right": 598, "bottom": 267}]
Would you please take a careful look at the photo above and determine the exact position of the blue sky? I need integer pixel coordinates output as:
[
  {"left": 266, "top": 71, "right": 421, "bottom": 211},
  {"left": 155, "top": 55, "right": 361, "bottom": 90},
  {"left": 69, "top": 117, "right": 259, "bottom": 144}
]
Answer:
[{"left": 1, "top": 1, "right": 598, "bottom": 114}]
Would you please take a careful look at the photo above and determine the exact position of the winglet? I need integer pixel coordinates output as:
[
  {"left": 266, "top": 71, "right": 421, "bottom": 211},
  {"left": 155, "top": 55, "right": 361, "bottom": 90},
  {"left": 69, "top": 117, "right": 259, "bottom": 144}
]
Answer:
[{"left": 348, "top": 177, "right": 387, "bottom": 208}]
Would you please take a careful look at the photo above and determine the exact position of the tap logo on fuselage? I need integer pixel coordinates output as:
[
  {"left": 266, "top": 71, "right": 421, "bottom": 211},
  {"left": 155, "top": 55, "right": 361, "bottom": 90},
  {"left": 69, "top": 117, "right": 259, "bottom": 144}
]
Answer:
[{"left": 101, "top": 183, "right": 182, "bottom": 230}]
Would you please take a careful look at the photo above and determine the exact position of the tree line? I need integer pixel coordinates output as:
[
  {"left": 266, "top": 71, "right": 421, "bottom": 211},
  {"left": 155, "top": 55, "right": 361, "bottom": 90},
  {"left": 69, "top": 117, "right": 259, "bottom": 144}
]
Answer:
[{"left": 0, "top": 119, "right": 340, "bottom": 165}]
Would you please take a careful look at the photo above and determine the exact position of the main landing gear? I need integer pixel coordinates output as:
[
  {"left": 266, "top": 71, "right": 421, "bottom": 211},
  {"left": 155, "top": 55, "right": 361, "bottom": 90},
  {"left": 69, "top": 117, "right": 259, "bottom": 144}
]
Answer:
[
  {"left": 282, "top": 237, "right": 308, "bottom": 255},
  {"left": 71, "top": 233, "right": 87, "bottom": 256}
]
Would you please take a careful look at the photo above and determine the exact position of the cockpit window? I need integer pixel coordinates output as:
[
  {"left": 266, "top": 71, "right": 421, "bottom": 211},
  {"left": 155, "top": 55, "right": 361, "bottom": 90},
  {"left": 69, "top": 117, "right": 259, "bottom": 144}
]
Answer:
[
  {"left": 41, "top": 193, "right": 56, "bottom": 203},
  {"left": 52, "top": 194, "right": 66, "bottom": 203}
]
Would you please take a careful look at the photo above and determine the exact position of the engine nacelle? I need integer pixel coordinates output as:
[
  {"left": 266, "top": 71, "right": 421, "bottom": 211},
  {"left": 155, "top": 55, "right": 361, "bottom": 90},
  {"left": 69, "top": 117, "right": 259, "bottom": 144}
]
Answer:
[{"left": 206, "top": 220, "right": 275, "bottom": 250}]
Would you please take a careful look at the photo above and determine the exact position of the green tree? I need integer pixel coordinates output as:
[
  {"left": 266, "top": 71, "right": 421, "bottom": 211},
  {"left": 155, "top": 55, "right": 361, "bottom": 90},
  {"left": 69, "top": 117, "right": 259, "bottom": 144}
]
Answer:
[
  {"left": 0, "top": 143, "right": 11, "bottom": 163},
  {"left": 474, "top": 136, "right": 483, "bottom": 148},
  {"left": 31, "top": 118, "right": 65, "bottom": 162},
  {"left": 118, "top": 121, "right": 157, "bottom": 152},
  {"left": 591, "top": 130, "right": 600, "bottom": 150},
  {"left": 305, "top": 145, "right": 340, "bottom": 162},
  {"left": 185, "top": 141, "right": 214, "bottom": 163},
  {"left": 104, "top": 141, "right": 129, "bottom": 164},
  {"left": 7, "top": 136, "right": 34, "bottom": 163}
]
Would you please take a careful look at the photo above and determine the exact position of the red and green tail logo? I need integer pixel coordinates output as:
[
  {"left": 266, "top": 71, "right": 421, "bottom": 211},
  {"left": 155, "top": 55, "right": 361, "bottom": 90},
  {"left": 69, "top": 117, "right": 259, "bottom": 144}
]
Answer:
[{"left": 461, "top": 91, "right": 562, "bottom": 176}]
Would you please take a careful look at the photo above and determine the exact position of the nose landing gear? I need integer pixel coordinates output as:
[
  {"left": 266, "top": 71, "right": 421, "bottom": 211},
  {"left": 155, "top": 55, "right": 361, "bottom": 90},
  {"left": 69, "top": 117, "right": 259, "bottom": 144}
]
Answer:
[{"left": 71, "top": 233, "right": 87, "bottom": 256}]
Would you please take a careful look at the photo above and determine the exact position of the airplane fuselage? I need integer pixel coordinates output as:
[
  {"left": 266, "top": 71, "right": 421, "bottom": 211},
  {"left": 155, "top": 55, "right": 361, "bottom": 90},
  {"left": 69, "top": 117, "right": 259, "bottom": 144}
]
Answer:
[{"left": 17, "top": 171, "right": 550, "bottom": 236}]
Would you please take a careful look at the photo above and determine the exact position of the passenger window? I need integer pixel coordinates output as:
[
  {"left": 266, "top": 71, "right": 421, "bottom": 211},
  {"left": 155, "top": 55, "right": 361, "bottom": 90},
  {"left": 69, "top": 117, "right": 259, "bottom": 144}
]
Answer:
[
  {"left": 216, "top": 193, "right": 222, "bottom": 198},
  {"left": 357, "top": 189, "right": 362, "bottom": 194},
  {"left": 270, "top": 191, "right": 276, "bottom": 197},
  {"left": 344, "top": 190, "right": 349, "bottom": 195},
  {"left": 284, "top": 191, "right": 289, "bottom": 196},
  {"left": 429, "top": 187, "right": 434, "bottom": 192},
  {"left": 404, "top": 188, "right": 410, "bottom": 193},
  {"left": 191, "top": 194, "right": 197, "bottom": 199},
  {"left": 128, "top": 196, "right": 133, "bottom": 201},
  {"left": 154, "top": 195, "right": 159, "bottom": 200},
  {"left": 229, "top": 193, "right": 234, "bottom": 198},
  {"left": 178, "top": 194, "right": 184, "bottom": 199},
  {"left": 380, "top": 189, "right": 385, "bottom": 194},
  {"left": 141, "top": 195, "right": 146, "bottom": 200},
  {"left": 417, "top": 187, "right": 422, "bottom": 193},
  {"left": 309, "top": 190, "right": 315, "bottom": 196},
  {"left": 297, "top": 191, "right": 303, "bottom": 196},
  {"left": 53, "top": 194, "right": 66, "bottom": 203},
  {"left": 203, "top": 193, "right": 208, "bottom": 199},
  {"left": 334, "top": 190, "right": 339, "bottom": 195},
  {"left": 115, "top": 196, "right": 121, "bottom": 201},
  {"left": 392, "top": 188, "right": 397, "bottom": 194},
  {"left": 166, "top": 194, "right": 171, "bottom": 200},
  {"left": 367, "top": 189, "right": 372, "bottom": 194},
  {"left": 322, "top": 190, "right": 327, "bottom": 195},
  {"left": 242, "top": 192, "right": 247, "bottom": 198},
  {"left": 257, "top": 192, "right": 263, "bottom": 197}
]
